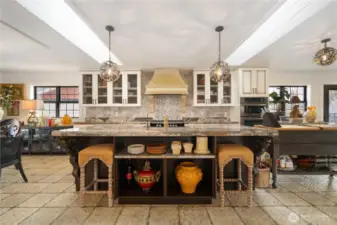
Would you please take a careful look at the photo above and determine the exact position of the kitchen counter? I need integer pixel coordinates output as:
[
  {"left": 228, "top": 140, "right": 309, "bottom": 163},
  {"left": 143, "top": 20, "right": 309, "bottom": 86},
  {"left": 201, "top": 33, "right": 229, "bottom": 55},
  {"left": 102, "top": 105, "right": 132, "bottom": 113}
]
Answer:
[{"left": 52, "top": 124, "right": 278, "bottom": 137}]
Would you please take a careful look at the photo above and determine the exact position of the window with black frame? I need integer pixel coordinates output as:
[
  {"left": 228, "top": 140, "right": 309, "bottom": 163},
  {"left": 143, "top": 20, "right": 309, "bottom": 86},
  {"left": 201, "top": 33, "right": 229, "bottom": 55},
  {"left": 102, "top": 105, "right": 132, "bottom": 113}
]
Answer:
[
  {"left": 34, "top": 86, "right": 79, "bottom": 118},
  {"left": 269, "top": 86, "right": 308, "bottom": 116}
]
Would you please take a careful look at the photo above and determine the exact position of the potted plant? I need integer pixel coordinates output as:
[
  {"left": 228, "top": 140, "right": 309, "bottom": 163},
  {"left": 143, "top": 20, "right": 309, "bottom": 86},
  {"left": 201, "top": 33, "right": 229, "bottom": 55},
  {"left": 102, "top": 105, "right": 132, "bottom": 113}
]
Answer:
[
  {"left": 0, "top": 85, "right": 20, "bottom": 120},
  {"left": 269, "top": 88, "right": 290, "bottom": 117}
]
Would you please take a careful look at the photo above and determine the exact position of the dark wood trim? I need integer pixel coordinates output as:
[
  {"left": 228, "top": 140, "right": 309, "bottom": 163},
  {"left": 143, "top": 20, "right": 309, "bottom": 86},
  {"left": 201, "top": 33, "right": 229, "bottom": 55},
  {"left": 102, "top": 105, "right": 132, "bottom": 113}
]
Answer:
[
  {"left": 163, "top": 159, "right": 167, "bottom": 197},
  {"left": 118, "top": 197, "right": 212, "bottom": 204},
  {"left": 323, "top": 85, "right": 337, "bottom": 122}
]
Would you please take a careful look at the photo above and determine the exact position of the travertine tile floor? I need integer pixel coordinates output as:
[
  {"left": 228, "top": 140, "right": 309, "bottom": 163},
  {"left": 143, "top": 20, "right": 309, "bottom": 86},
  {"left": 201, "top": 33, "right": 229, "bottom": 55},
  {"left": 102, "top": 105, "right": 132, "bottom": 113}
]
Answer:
[{"left": 1, "top": 156, "right": 337, "bottom": 225}]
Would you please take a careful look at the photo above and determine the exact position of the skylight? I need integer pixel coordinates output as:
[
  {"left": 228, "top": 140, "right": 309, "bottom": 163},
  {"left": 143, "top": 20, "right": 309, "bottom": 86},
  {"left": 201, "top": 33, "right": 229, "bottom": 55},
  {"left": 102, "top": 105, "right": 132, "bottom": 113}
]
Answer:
[
  {"left": 225, "top": 0, "right": 332, "bottom": 66},
  {"left": 16, "top": 0, "right": 123, "bottom": 65}
]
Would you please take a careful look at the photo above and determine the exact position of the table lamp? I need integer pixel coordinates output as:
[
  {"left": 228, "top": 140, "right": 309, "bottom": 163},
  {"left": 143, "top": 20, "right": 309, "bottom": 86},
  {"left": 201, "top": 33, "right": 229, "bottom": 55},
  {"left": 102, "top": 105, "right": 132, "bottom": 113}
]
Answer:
[{"left": 22, "top": 100, "right": 44, "bottom": 126}]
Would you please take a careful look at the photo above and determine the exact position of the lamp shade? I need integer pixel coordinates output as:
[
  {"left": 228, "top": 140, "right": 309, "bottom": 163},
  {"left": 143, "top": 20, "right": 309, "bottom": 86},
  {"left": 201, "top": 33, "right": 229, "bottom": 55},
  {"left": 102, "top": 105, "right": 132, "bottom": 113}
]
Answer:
[{"left": 22, "top": 100, "right": 44, "bottom": 110}]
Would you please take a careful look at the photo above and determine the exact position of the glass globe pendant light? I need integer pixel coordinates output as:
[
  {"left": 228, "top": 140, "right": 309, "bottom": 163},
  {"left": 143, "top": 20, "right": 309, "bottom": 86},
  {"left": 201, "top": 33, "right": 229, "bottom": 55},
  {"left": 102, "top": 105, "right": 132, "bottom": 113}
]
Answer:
[
  {"left": 99, "top": 25, "right": 120, "bottom": 82},
  {"left": 314, "top": 38, "right": 337, "bottom": 66},
  {"left": 210, "top": 26, "right": 231, "bottom": 83}
]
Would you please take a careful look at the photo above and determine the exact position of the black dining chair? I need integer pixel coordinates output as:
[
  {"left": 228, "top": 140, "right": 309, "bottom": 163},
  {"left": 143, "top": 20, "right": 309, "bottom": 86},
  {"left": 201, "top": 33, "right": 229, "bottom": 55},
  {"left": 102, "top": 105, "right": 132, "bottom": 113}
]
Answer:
[{"left": 0, "top": 119, "right": 28, "bottom": 182}]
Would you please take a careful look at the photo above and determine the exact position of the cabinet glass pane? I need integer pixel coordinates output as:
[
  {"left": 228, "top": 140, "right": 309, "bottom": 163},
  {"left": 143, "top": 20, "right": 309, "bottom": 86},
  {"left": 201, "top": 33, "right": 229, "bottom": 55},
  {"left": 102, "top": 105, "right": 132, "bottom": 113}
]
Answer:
[
  {"left": 112, "top": 74, "right": 123, "bottom": 104},
  {"left": 127, "top": 74, "right": 138, "bottom": 104},
  {"left": 209, "top": 76, "right": 218, "bottom": 104},
  {"left": 97, "top": 75, "right": 108, "bottom": 104},
  {"left": 223, "top": 76, "right": 231, "bottom": 104},
  {"left": 196, "top": 74, "right": 206, "bottom": 104},
  {"left": 82, "top": 74, "right": 93, "bottom": 104}
]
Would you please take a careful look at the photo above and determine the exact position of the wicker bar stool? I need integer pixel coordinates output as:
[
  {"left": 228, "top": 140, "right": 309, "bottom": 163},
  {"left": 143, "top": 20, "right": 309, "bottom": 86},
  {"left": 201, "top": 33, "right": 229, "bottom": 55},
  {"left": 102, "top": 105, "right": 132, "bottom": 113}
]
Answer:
[
  {"left": 79, "top": 144, "right": 114, "bottom": 207},
  {"left": 218, "top": 144, "right": 253, "bottom": 207}
]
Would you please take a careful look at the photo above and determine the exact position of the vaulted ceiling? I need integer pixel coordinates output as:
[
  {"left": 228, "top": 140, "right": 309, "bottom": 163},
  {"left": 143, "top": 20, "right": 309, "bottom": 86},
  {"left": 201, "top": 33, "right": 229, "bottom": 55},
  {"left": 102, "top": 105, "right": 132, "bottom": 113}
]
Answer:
[{"left": 0, "top": 0, "right": 336, "bottom": 72}]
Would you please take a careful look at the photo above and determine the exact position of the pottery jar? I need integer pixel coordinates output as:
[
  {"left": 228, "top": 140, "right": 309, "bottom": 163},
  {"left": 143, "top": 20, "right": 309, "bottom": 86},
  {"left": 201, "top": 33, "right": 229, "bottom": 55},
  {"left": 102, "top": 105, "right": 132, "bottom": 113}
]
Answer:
[
  {"left": 175, "top": 162, "right": 203, "bottom": 194},
  {"left": 133, "top": 160, "right": 161, "bottom": 192}
]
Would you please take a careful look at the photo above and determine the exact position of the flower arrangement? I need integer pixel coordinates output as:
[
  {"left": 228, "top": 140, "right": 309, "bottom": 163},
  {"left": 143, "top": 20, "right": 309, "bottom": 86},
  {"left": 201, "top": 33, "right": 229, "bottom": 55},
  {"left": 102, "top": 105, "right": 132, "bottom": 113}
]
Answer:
[{"left": 0, "top": 85, "right": 21, "bottom": 108}]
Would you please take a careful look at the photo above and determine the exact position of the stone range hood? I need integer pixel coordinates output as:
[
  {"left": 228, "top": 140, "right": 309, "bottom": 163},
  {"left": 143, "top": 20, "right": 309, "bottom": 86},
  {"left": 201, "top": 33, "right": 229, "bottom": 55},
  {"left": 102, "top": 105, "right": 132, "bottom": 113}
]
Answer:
[
  {"left": 145, "top": 69, "right": 188, "bottom": 95},
  {"left": 145, "top": 69, "right": 188, "bottom": 113}
]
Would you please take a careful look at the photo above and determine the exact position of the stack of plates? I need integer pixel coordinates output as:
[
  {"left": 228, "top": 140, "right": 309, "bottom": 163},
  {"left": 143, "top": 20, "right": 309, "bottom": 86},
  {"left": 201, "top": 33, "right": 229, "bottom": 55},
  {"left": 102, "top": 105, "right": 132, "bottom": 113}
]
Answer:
[
  {"left": 146, "top": 144, "right": 167, "bottom": 155},
  {"left": 127, "top": 144, "right": 145, "bottom": 154}
]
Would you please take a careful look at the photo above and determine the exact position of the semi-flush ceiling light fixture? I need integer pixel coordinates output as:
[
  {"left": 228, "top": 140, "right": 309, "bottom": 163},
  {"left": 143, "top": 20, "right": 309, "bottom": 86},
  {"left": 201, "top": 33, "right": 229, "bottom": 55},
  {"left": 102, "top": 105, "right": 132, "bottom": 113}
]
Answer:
[
  {"left": 210, "top": 26, "right": 231, "bottom": 83},
  {"left": 16, "top": 0, "right": 122, "bottom": 65},
  {"left": 99, "top": 25, "right": 120, "bottom": 82},
  {"left": 314, "top": 38, "right": 336, "bottom": 66},
  {"left": 225, "top": 0, "right": 332, "bottom": 66}
]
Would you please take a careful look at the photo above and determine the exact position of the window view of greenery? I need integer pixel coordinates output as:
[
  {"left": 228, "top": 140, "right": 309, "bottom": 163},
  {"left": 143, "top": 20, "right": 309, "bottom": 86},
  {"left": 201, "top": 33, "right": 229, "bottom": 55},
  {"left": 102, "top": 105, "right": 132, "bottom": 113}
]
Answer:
[
  {"left": 35, "top": 86, "right": 79, "bottom": 118},
  {"left": 269, "top": 86, "right": 307, "bottom": 116}
]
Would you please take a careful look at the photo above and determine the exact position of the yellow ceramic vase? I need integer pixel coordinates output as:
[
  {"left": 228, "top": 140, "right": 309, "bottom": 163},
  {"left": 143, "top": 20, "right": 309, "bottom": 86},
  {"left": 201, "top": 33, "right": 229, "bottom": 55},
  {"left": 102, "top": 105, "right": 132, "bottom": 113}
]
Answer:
[
  {"left": 175, "top": 162, "right": 203, "bottom": 194},
  {"left": 61, "top": 114, "right": 72, "bottom": 125}
]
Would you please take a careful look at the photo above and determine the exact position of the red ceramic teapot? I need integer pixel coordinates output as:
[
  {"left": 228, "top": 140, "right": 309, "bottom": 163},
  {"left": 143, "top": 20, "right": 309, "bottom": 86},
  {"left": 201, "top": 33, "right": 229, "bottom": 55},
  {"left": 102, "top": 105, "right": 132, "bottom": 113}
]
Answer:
[{"left": 133, "top": 160, "right": 160, "bottom": 192}]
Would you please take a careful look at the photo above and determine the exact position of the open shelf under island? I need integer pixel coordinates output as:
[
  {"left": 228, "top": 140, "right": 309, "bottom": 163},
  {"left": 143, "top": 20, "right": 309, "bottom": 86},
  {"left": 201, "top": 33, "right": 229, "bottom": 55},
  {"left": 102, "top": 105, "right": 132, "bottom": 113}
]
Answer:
[{"left": 52, "top": 124, "right": 279, "bottom": 204}]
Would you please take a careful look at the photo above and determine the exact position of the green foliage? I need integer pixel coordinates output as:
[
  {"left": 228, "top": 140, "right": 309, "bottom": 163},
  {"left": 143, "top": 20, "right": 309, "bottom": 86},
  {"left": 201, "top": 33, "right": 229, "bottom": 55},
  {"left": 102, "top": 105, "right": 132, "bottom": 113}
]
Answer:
[{"left": 269, "top": 88, "right": 290, "bottom": 103}]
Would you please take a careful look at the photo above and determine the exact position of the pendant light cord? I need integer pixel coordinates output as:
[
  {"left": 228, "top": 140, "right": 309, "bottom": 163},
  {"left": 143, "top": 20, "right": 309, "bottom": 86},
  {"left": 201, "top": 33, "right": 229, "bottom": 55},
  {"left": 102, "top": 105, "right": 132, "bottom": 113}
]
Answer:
[
  {"left": 218, "top": 30, "right": 221, "bottom": 61},
  {"left": 108, "top": 30, "right": 111, "bottom": 61}
]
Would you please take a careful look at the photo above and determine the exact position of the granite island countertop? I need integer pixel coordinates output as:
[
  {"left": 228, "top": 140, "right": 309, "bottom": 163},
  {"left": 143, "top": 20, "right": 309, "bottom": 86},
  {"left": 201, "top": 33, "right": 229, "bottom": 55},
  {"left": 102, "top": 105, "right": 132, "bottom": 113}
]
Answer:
[{"left": 52, "top": 124, "right": 278, "bottom": 137}]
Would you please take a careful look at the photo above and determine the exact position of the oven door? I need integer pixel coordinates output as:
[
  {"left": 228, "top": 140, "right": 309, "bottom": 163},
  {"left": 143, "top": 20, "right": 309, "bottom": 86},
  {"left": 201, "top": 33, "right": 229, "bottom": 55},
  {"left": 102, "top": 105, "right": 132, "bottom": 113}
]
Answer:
[{"left": 241, "top": 118, "right": 263, "bottom": 127}]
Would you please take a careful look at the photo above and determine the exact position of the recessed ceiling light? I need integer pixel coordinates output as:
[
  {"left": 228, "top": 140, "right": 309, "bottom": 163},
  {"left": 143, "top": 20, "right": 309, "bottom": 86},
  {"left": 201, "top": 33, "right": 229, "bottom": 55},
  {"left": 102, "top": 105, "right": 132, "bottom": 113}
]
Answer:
[
  {"left": 16, "top": 0, "right": 123, "bottom": 65},
  {"left": 225, "top": 0, "right": 332, "bottom": 66}
]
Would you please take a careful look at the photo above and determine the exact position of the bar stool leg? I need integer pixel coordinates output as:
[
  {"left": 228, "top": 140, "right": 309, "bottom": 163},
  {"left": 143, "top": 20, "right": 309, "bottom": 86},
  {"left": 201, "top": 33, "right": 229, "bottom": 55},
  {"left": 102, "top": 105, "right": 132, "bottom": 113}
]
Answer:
[
  {"left": 219, "top": 164, "right": 225, "bottom": 208},
  {"left": 94, "top": 159, "right": 98, "bottom": 191},
  {"left": 108, "top": 165, "right": 113, "bottom": 207},
  {"left": 247, "top": 167, "right": 253, "bottom": 207},
  {"left": 237, "top": 159, "right": 242, "bottom": 191},
  {"left": 80, "top": 166, "right": 85, "bottom": 207}
]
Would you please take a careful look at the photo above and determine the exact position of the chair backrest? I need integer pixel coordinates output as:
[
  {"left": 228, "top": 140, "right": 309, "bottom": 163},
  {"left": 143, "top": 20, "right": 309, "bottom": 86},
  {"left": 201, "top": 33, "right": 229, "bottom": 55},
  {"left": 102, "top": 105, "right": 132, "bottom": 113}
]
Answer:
[
  {"left": 0, "top": 119, "right": 21, "bottom": 137},
  {"left": 0, "top": 119, "right": 23, "bottom": 168}
]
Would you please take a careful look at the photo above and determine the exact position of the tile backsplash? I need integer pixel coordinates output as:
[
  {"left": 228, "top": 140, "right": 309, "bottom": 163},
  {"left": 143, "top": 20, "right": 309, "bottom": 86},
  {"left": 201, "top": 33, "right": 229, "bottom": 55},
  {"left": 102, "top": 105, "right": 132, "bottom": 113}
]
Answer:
[
  {"left": 85, "top": 70, "right": 234, "bottom": 120},
  {"left": 154, "top": 95, "right": 180, "bottom": 120}
]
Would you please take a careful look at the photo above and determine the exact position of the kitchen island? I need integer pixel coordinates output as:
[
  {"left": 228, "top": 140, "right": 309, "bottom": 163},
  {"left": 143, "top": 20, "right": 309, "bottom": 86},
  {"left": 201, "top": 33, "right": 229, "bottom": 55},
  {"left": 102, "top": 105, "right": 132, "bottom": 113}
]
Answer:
[{"left": 52, "top": 124, "right": 279, "bottom": 204}]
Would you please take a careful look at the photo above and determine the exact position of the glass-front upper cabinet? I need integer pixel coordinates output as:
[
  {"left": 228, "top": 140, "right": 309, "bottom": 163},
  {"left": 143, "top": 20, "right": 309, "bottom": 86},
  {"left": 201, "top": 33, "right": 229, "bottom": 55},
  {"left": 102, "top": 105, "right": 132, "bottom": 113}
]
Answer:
[
  {"left": 195, "top": 73, "right": 207, "bottom": 104},
  {"left": 112, "top": 74, "right": 123, "bottom": 105},
  {"left": 221, "top": 76, "right": 231, "bottom": 104},
  {"left": 125, "top": 73, "right": 139, "bottom": 105},
  {"left": 208, "top": 76, "right": 219, "bottom": 105},
  {"left": 111, "top": 71, "right": 141, "bottom": 106},
  {"left": 193, "top": 71, "right": 232, "bottom": 106},
  {"left": 82, "top": 74, "right": 93, "bottom": 104},
  {"left": 81, "top": 71, "right": 141, "bottom": 106},
  {"left": 97, "top": 75, "right": 108, "bottom": 104}
]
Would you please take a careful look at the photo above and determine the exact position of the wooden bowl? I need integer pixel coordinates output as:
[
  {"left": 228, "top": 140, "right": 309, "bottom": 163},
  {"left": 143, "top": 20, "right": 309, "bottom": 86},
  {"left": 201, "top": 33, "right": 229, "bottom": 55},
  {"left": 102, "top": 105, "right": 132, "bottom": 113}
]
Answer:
[{"left": 146, "top": 144, "right": 167, "bottom": 155}]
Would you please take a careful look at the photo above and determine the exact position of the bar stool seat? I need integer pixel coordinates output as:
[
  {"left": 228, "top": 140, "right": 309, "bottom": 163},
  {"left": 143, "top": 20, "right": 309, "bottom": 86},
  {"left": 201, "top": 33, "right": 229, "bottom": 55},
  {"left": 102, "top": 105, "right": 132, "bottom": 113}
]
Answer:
[
  {"left": 79, "top": 144, "right": 114, "bottom": 207},
  {"left": 218, "top": 144, "right": 253, "bottom": 207}
]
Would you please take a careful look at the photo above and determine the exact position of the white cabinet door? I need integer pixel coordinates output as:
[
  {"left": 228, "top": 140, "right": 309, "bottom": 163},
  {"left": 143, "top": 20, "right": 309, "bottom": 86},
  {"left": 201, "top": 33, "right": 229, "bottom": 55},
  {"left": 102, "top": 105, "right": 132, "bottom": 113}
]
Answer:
[
  {"left": 240, "top": 68, "right": 268, "bottom": 97},
  {"left": 124, "top": 71, "right": 141, "bottom": 106},
  {"left": 241, "top": 70, "right": 254, "bottom": 95},
  {"left": 193, "top": 72, "right": 208, "bottom": 106},
  {"left": 207, "top": 74, "right": 221, "bottom": 105},
  {"left": 220, "top": 77, "right": 232, "bottom": 105},
  {"left": 112, "top": 74, "right": 124, "bottom": 105},
  {"left": 255, "top": 69, "right": 267, "bottom": 95},
  {"left": 96, "top": 74, "right": 109, "bottom": 105},
  {"left": 81, "top": 74, "right": 95, "bottom": 105}
]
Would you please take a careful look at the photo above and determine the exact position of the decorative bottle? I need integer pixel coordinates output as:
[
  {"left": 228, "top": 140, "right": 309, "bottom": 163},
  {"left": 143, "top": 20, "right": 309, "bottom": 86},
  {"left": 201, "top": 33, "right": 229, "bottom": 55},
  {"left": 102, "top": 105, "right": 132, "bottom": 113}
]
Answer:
[{"left": 126, "top": 159, "right": 133, "bottom": 184}]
